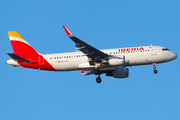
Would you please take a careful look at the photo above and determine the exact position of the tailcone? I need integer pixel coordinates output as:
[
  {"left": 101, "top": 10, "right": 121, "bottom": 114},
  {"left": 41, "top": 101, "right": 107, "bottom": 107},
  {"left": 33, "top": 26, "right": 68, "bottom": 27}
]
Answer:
[{"left": 6, "top": 59, "right": 20, "bottom": 66}]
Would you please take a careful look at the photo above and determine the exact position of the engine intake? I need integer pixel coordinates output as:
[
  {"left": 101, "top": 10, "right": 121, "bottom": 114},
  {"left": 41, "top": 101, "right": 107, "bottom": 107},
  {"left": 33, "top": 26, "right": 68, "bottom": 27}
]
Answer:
[{"left": 106, "top": 68, "right": 129, "bottom": 78}]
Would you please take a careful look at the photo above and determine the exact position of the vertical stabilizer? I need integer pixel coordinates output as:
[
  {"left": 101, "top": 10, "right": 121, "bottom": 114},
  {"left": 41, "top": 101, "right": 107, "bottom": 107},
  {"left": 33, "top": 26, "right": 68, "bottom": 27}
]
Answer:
[{"left": 7, "top": 31, "right": 39, "bottom": 61}]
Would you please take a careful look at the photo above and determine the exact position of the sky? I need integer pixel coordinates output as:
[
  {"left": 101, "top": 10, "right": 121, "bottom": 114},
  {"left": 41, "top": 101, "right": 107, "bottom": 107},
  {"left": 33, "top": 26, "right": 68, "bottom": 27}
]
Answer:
[{"left": 0, "top": 0, "right": 180, "bottom": 120}]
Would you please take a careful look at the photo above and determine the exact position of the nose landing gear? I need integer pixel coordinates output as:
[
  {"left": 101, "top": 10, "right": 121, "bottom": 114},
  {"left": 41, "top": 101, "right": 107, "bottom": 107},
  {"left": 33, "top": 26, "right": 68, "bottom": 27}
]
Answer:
[
  {"left": 153, "top": 63, "right": 158, "bottom": 74},
  {"left": 154, "top": 69, "right": 158, "bottom": 74}
]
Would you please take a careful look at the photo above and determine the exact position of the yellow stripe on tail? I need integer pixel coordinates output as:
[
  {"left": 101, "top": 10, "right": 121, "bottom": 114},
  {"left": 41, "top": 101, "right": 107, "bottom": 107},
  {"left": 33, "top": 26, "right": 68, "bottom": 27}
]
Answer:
[{"left": 7, "top": 31, "right": 27, "bottom": 42}]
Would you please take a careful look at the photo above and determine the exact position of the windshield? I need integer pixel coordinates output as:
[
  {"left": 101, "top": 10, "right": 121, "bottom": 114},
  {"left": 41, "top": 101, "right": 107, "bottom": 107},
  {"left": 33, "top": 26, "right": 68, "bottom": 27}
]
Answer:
[{"left": 162, "top": 48, "right": 170, "bottom": 51}]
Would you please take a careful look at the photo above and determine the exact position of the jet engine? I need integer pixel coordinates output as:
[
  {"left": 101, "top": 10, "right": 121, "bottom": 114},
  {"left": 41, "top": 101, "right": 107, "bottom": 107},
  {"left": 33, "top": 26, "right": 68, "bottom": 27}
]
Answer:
[
  {"left": 106, "top": 68, "right": 129, "bottom": 78},
  {"left": 101, "top": 56, "right": 125, "bottom": 66},
  {"left": 109, "top": 58, "right": 124, "bottom": 65}
]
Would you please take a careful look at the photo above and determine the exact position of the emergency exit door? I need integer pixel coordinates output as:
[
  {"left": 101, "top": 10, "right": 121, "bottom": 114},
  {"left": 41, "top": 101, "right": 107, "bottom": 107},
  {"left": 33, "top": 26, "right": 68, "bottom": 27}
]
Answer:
[{"left": 39, "top": 55, "right": 44, "bottom": 65}]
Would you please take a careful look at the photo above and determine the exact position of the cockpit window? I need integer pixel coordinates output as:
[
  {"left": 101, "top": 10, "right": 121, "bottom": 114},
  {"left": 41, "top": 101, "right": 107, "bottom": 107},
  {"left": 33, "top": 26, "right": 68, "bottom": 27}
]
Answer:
[{"left": 162, "top": 48, "right": 170, "bottom": 51}]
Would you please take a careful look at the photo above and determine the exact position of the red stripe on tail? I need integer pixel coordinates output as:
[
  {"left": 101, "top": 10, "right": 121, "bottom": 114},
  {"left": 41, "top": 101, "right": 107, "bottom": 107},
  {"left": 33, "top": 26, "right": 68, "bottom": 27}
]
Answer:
[{"left": 10, "top": 41, "right": 39, "bottom": 61}]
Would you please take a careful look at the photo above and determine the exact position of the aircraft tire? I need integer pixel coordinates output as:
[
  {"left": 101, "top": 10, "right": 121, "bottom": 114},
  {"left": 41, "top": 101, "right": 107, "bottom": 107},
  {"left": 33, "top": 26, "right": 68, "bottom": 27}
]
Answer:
[
  {"left": 96, "top": 77, "right": 102, "bottom": 83},
  {"left": 154, "top": 69, "right": 158, "bottom": 74}
]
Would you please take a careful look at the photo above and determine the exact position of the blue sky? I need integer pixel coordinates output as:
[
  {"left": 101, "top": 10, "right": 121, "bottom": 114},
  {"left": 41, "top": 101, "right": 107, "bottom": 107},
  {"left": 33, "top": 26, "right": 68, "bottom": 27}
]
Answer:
[{"left": 1, "top": 0, "right": 180, "bottom": 120}]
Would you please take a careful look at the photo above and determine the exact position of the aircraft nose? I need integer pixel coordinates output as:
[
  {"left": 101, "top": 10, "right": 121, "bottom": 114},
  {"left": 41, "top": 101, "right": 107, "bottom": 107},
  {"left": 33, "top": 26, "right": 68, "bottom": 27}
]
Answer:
[{"left": 171, "top": 52, "right": 177, "bottom": 60}]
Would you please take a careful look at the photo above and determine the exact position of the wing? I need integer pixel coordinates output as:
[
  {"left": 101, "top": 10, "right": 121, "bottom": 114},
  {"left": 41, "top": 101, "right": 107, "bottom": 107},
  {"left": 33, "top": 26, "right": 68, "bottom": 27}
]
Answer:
[{"left": 63, "top": 26, "right": 109, "bottom": 63}]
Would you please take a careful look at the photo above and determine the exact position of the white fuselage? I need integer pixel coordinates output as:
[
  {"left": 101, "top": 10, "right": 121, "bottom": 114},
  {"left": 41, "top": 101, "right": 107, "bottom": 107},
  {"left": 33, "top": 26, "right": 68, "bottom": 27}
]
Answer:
[
  {"left": 41, "top": 46, "right": 177, "bottom": 71},
  {"left": 6, "top": 28, "right": 178, "bottom": 83}
]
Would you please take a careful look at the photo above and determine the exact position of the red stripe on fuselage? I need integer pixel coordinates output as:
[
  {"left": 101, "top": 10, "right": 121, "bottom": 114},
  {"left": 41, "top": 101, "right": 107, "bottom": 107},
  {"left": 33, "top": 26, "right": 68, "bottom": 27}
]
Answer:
[{"left": 17, "top": 56, "right": 56, "bottom": 71}]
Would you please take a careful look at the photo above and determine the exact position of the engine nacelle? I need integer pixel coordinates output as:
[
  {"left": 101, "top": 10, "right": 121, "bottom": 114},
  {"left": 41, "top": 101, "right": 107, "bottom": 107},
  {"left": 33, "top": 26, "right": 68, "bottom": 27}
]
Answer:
[
  {"left": 108, "top": 56, "right": 125, "bottom": 66},
  {"left": 106, "top": 68, "right": 129, "bottom": 78}
]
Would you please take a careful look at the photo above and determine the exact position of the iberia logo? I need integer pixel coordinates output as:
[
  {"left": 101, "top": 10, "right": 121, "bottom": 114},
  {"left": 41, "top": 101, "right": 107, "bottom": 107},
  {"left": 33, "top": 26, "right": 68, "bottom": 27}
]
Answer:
[{"left": 118, "top": 47, "right": 144, "bottom": 52}]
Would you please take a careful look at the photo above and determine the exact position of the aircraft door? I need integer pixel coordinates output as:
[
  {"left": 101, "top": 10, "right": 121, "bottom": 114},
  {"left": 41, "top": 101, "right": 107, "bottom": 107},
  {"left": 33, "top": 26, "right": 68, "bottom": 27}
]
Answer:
[
  {"left": 39, "top": 55, "right": 44, "bottom": 65},
  {"left": 151, "top": 46, "right": 157, "bottom": 55}
]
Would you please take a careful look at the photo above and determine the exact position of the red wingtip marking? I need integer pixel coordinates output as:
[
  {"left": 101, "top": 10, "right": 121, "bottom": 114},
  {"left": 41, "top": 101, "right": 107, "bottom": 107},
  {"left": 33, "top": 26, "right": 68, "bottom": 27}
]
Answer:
[{"left": 63, "top": 26, "right": 72, "bottom": 36}]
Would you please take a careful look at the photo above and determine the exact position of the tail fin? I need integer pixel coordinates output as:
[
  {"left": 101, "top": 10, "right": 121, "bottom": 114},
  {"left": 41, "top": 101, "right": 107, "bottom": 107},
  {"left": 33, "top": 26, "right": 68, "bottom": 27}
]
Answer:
[{"left": 7, "top": 31, "right": 39, "bottom": 61}]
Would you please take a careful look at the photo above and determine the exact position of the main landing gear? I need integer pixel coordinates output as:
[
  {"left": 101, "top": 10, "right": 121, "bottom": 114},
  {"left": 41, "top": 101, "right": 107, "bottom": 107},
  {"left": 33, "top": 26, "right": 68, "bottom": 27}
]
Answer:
[
  {"left": 93, "top": 69, "right": 102, "bottom": 83},
  {"left": 153, "top": 63, "right": 158, "bottom": 74},
  {"left": 96, "top": 75, "right": 102, "bottom": 83}
]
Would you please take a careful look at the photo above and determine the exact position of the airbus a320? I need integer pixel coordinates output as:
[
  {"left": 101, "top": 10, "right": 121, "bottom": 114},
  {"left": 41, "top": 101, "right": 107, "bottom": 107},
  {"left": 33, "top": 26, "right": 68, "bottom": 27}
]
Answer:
[{"left": 6, "top": 26, "right": 177, "bottom": 83}]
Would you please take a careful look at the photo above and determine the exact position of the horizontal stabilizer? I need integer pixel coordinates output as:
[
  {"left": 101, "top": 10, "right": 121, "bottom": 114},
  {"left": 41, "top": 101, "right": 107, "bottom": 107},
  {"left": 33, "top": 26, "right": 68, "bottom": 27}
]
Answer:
[{"left": 7, "top": 53, "right": 36, "bottom": 63}]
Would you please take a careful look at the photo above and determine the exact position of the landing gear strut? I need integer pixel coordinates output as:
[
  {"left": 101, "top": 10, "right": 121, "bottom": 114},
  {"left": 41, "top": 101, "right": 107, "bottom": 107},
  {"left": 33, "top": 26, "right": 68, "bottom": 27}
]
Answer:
[
  {"left": 153, "top": 63, "right": 158, "bottom": 74},
  {"left": 93, "top": 69, "right": 98, "bottom": 75},
  {"left": 94, "top": 69, "right": 102, "bottom": 83}
]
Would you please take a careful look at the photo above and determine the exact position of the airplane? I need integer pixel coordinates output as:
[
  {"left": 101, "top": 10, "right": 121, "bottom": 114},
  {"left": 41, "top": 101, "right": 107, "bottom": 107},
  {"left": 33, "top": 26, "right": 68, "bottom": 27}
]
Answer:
[{"left": 6, "top": 26, "right": 177, "bottom": 83}]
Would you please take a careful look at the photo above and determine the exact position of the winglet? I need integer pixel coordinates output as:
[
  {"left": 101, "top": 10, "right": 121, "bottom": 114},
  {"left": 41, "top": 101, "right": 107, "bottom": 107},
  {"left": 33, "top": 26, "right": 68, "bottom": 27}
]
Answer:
[{"left": 63, "top": 26, "right": 72, "bottom": 36}]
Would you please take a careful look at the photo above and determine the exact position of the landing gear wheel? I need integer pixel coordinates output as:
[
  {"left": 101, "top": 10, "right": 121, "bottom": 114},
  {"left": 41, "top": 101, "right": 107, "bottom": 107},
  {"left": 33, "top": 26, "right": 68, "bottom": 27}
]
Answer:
[
  {"left": 96, "top": 77, "right": 102, "bottom": 83},
  {"left": 152, "top": 63, "right": 158, "bottom": 74},
  {"left": 154, "top": 69, "right": 158, "bottom": 74}
]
